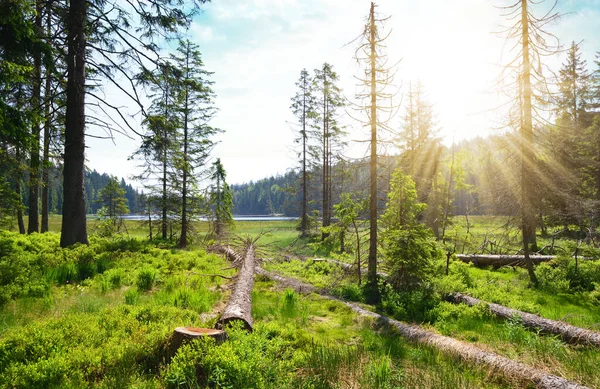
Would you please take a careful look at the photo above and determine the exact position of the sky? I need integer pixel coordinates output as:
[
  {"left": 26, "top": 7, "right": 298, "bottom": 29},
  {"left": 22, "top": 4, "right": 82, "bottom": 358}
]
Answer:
[{"left": 86, "top": 0, "right": 600, "bottom": 186}]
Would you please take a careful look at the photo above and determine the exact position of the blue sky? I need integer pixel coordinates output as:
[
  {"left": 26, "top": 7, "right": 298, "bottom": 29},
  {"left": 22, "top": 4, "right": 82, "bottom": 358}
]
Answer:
[{"left": 87, "top": 0, "right": 600, "bottom": 186}]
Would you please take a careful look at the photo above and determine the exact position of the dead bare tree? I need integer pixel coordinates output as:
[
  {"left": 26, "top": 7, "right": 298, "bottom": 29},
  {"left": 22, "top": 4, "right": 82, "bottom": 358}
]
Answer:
[
  {"left": 349, "top": 2, "right": 400, "bottom": 303},
  {"left": 497, "top": 0, "right": 561, "bottom": 284}
]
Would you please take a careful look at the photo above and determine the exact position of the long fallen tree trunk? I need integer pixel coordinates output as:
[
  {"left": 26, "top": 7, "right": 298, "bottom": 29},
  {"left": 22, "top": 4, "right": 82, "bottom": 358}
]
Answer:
[
  {"left": 214, "top": 245, "right": 256, "bottom": 332},
  {"left": 456, "top": 254, "right": 555, "bottom": 267},
  {"left": 446, "top": 292, "right": 600, "bottom": 347},
  {"left": 255, "top": 267, "right": 589, "bottom": 389}
]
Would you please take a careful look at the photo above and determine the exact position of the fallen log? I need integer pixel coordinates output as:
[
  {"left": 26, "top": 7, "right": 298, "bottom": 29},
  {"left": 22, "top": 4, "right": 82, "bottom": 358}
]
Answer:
[
  {"left": 255, "top": 267, "right": 589, "bottom": 389},
  {"left": 215, "top": 245, "right": 256, "bottom": 332},
  {"left": 457, "top": 254, "right": 555, "bottom": 267},
  {"left": 446, "top": 292, "right": 600, "bottom": 348}
]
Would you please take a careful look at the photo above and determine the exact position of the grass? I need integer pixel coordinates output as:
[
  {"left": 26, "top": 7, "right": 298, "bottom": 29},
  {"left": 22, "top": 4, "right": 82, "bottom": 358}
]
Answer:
[{"left": 2, "top": 216, "right": 600, "bottom": 388}]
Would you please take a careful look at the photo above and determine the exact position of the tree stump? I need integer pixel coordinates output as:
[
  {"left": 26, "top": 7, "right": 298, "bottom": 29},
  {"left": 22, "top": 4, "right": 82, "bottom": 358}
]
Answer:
[{"left": 168, "top": 327, "right": 227, "bottom": 359}]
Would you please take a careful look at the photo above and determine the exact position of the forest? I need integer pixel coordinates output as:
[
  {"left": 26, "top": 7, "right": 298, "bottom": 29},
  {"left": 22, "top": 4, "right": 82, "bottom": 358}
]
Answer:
[{"left": 2, "top": 0, "right": 600, "bottom": 388}]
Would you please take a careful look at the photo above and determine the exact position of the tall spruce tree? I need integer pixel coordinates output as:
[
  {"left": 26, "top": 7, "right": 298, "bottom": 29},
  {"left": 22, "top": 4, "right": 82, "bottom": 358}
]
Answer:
[
  {"left": 290, "top": 69, "right": 317, "bottom": 237},
  {"left": 312, "top": 63, "right": 345, "bottom": 240},
  {"left": 60, "top": 0, "right": 206, "bottom": 247},
  {"left": 170, "top": 40, "right": 219, "bottom": 248},
  {"left": 133, "top": 61, "right": 180, "bottom": 241},
  {"left": 210, "top": 158, "right": 234, "bottom": 238}
]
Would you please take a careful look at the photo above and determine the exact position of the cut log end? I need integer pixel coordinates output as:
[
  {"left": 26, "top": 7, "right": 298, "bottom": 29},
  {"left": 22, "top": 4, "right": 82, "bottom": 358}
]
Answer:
[{"left": 168, "top": 327, "right": 228, "bottom": 359}]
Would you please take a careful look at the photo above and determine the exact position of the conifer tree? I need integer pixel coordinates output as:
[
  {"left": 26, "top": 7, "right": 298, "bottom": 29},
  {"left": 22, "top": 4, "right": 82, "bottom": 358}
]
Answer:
[
  {"left": 96, "top": 177, "right": 129, "bottom": 224},
  {"left": 170, "top": 40, "right": 219, "bottom": 248},
  {"left": 210, "top": 158, "right": 234, "bottom": 238},
  {"left": 312, "top": 63, "right": 346, "bottom": 240},
  {"left": 290, "top": 69, "right": 317, "bottom": 237}
]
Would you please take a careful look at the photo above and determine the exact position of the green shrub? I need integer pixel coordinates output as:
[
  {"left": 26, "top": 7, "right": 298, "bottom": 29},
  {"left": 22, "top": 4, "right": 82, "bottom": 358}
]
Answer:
[
  {"left": 136, "top": 267, "right": 157, "bottom": 291},
  {"left": 332, "top": 283, "right": 363, "bottom": 302},
  {"left": 125, "top": 289, "right": 139, "bottom": 305},
  {"left": 381, "top": 282, "right": 441, "bottom": 323},
  {"left": 105, "top": 268, "right": 126, "bottom": 289},
  {"left": 280, "top": 289, "right": 298, "bottom": 317},
  {"left": 164, "top": 323, "right": 294, "bottom": 389}
]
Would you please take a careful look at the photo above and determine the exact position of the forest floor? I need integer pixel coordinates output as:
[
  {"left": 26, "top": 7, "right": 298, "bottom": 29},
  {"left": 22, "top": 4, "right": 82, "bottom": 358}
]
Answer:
[{"left": 1, "top": 216, "right": 599, "bottom": 388}]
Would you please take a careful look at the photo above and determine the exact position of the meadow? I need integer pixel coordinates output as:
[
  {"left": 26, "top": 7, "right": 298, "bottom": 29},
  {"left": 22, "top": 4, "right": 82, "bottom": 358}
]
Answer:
[{"left": 1, "top": 215, "right": 599, "bottom": 388}]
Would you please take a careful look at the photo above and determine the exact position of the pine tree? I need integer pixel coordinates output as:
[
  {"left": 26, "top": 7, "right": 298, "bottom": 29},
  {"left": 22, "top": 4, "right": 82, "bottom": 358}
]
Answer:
[
  {"left": 60, "top": 0, "right": 206, "bottom": 247},
  {"left": 210, "top": 159, "right": 234, "bottom": 238},
  {"left": 290, "top": 69, "right": 317, "bottom": 237},
  {"left": 97, "top": 177, "right": 129, "bottom": 223},
  {"left": 381, "top": 170, "right": 442, "bottom": 291},
  {"left": 170, "top": 40, "right": 219, "bottom": 248},
  {"left": 312, "top": 63, "right": 346, "bottom": 240},
  {"left": 133, "top": 61, "right": 180, "bottom": 241}
]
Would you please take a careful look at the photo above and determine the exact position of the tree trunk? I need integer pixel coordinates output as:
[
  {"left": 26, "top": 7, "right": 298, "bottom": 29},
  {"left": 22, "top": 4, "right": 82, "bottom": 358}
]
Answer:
[
  {"left": 256, "top": 267, "right": 589, "bottom": 389},
  {"left": 366, "top": 2, "right": 380, "bottom": 304},
  {"left": 179, "top": 86, "right": 189, "bottom": 248},
  {"left": 28, "top": 0, "right": 43, "bottom": 234},
  {"left": 215, "top": 245, "right": 255, "bottom": 332},
  {"left": 301, "top": 81, "right": 309, "bottom": 237},
  {"left": 520, "top": 0, "right": 538, "bottom": 285},
  {"left": 322, "top": 67, "right": 330, "bottom": 240},
  {"left": 60, "top": 0, "right": 88, "bottom": 247},
  {"left": 446, "top": 292, "right": 600, "bottom": 347},
  {"left": 15, "top": 146, "right": 25, "bottom": 234},
  {"left": 41, "top": 1, "right": 52, "bottom": 233}
]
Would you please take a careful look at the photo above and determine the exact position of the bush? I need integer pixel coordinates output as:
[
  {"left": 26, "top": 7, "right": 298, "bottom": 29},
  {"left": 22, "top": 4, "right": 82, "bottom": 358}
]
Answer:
[
  {"left": 164, "top": 323, "right": 294, "bottom": 389},
  {"left": 332, "top": 283, "right": 363, "bottom": 302},
  {"left": 136, "top": 267, "right": 157, "bottom": 291}
]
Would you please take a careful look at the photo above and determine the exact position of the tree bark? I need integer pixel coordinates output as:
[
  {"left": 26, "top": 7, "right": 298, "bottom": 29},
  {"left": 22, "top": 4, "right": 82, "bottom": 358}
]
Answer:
[
  {"left": 41, "top": 1, "right": 52, "bottom": 233},
  {"left": 215, "top": 245, "right": 256, "bottom": 332},
  {"left": 179, "top": 78, "right": 190, "bottom": 248},
  {"left": 446, "top": 292, "right": 600, "bottom": 347},
  {"left": 60, "top": 0, "right": 88, "bottom": 247},
  {"left": 520, "top": 0, "right": 538, "bottom": 284},
  {"left": 256, "top": 267, "right": 589, "bottom": 389},
  {"left": 301, "top": 78, "right": 308, "bottom": 237},
  {"left": 28, "top": 0, "right": 43, "bottom": 234},
  {"left": 322, "top": 66, "right": 330, "bottom": 240},
  {"left": 366, "top": 2, "right": 380, "bottom": 304},
  {"left": 15, "top": 146, "right": 25, "bottom": 234}
]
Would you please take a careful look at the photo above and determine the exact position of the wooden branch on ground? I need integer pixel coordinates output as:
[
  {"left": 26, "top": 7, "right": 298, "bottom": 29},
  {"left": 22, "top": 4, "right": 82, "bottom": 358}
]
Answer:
[
  {"left": 255, "top": 267, "right": 589, "bottom": 389},
  {"left": 215, "top": 245, "right": 256, "bottom": 332},
  {"left": 446, "top": 292, "right": 600, "bottom": 347}
]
